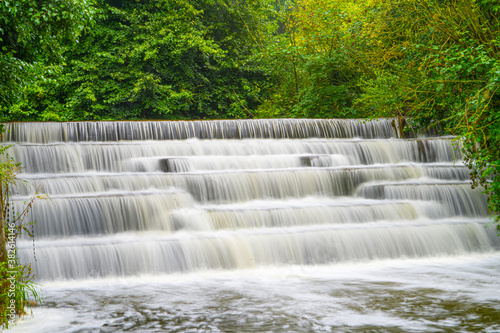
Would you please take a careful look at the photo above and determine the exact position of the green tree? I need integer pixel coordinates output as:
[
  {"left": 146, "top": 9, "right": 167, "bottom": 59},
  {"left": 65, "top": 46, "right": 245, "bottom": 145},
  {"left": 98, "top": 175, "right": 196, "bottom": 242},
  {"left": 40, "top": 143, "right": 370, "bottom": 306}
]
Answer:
[
  {"left": 255, "top": 0, "right": 372, "bottom": 118},
  {"left": 14, "top": 0, "right": 275, "bottom": 120},
  {"left": 0, "top": 0, "right": 95, "bottom": 119}
]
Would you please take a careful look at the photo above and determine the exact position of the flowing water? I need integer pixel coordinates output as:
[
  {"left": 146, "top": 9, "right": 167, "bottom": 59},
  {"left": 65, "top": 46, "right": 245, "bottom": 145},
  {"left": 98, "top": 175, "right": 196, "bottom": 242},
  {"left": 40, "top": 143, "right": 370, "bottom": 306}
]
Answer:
[{"left": 4, "top": 119, "right": 500, "bottom": 332}]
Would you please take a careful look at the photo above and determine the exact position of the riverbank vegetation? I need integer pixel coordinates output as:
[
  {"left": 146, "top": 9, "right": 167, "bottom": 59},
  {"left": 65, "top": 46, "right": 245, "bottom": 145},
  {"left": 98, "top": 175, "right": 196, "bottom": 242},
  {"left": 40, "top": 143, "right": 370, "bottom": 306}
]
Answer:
[{"left": 0, "top": 142, "right": 44, "bottom": 329}]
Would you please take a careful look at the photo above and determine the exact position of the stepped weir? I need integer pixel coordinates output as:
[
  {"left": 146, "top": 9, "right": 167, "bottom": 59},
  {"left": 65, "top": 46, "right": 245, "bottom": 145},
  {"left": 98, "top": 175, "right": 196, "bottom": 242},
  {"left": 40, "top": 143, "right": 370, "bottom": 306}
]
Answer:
[{"left": 5, "top": 119, "right": 500, "bottom": 332}]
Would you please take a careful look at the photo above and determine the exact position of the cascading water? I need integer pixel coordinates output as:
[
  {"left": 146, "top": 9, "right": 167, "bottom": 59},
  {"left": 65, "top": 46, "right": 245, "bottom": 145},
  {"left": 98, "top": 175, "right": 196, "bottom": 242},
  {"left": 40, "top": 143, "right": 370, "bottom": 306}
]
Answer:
[{"left": 5, "top": 119, "right": 500, "bottom": 332}]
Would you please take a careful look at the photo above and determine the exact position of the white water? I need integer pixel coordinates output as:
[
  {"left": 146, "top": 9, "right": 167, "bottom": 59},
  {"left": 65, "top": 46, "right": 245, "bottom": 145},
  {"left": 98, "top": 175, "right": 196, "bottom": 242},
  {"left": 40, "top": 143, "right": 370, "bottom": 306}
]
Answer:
[{"left": 5, "top": 119, "right": 500, "bottom": 332}]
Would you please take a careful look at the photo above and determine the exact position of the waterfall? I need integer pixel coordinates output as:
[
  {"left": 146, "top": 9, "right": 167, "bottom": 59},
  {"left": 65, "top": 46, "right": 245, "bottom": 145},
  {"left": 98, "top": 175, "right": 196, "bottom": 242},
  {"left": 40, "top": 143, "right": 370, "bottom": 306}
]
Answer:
[
  {"left": 5, "top": 118, "right": 497, "bottom": 282},
  {"left": 3, "top": 119, "right": 396, "bottom": 143}
]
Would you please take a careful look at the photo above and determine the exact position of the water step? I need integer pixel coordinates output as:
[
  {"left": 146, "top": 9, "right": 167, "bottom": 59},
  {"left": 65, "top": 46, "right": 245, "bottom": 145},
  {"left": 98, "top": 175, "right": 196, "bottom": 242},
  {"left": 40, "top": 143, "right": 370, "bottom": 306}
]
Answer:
[
  {"left": 14, "top": 192, "right": 462, "bottom": 237},
  {"left": 201, "top": 199, "right": 444, "bottom": 230},
  {"left": 3, "top": 118, "right": 397, "bottom": 143},
  {"left": 8, "top": 138, "right": 461, "bottom": 173},
  {"left": 355, "top": 183, "right": 488, "bottom": 216},
  {"left": 12, "top": 190, "right": 194, "bottom": 238},
  {"left": 18, "top": 221, "right": 499, "bottom": 280},
  {"left": 14, "top": 165, "right": 452, "bottom": 201}
]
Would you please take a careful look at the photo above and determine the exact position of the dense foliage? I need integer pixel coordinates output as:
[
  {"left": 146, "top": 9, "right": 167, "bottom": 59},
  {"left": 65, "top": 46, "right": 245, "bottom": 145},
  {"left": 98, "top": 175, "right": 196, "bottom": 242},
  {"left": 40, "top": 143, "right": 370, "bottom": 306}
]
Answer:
[
  {"left": 0, "top": 1, "right": 499, "bottom": 216},
  {"left": 4, "top": 0, "right": 275, "bottom": 120},
  {"left": 0, "top": 0, "right": 95, "bottom": 117}
]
